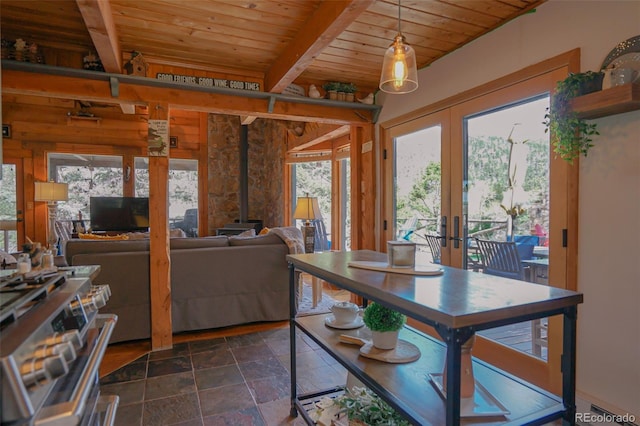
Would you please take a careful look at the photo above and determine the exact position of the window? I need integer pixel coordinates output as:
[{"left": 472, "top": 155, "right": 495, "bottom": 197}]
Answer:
[
  {"left": 134, "top": 157, "right": 199, "bottom": 236},
  {"left": 48, "top": 153, "right": 123, "bottom": 226}
]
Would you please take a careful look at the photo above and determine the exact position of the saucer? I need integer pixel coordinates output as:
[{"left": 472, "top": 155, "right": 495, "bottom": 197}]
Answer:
[{"left": 325, "top": 315, "right": 364, "bottom": 330}]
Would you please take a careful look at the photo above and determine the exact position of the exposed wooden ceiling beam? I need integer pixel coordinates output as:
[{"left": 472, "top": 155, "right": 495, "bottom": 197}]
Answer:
[
  {"left": 288, "top": 123, "right": 351, "bottom": 151},
  {"left": 264, "top": 0, "right": 374, "bottom": 93},
  {"left": 76, "top": 0, "right": 136, "bottom": 114},
  {"left": 2, "top": 69, "right": 377, "bottom": 125},
  {"left": 240, "top": 116, "right": 257, "bottom": 125},
  {"left": 76, "top": 0, "right": 122, "bottom": 72}
]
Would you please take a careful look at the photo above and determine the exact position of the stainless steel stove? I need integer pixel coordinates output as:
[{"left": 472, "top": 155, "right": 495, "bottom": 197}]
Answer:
[{"left": 1, "top": 269, "right": 118, "bottom": 426}]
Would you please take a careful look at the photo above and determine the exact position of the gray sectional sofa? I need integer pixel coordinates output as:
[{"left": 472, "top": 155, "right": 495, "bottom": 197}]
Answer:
[{"left": 64, "top": 233, "right": 291, "bottom": 343}]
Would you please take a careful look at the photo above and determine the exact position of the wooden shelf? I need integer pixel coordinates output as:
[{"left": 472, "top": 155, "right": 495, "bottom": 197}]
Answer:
[
  {"left": 571, "top": 83, "right": 640, "bottom": 119},
  {"left": 295, "top": 315, "right": 563, "bottom": 425}
]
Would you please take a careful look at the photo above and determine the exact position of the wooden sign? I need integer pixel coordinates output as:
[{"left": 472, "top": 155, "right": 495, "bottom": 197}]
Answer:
[
  {"left": 156, "top": 73, "right": 261, "bottom": 91},
  {"left": 148, "top": 119, "right": 169, "bottom": 156}
]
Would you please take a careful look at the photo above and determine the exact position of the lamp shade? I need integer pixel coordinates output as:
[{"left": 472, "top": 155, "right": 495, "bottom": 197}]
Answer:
[
  {"left": 34, "top": 181, "right": 69, "bottom": 202},
  {"left": 293, "top": 196, "right": 322, "bottom": 221},
  {"left": 379, "top": 34, "right": 418, "bottom": 94}
]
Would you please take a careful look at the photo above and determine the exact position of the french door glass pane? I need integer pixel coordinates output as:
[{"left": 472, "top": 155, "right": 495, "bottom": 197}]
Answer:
[
  {"left": 0, "top": 164, "right": 19, "bottom": 252},
  {"left": 394, "top": 126, "right": 441, "bottom": 265},
  {"left": 49, "top": 154, "right": 123, "bottom": 229},
  {"left": 134, "top": 157, "right": 199, "bottom": 236},
  {"left": 292, "top": 161, "right": 331, "bottom": 250},
  {"left": 341, "top": 158, "right": 351, "bottom": 251},
  {"left": 464, "top": 96, "right": 550, "bottom": 360}
]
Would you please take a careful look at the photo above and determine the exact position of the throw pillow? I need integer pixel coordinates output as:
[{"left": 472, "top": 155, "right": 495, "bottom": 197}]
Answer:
[
  {"left": 78, "top": 233, "right": 129, "bottom": 240},
  {"left": 237, "top": 229, "right": 256, "bottom": 237},
  {"left": 259, "top": 227, "right": 270, "bottom": 235}
]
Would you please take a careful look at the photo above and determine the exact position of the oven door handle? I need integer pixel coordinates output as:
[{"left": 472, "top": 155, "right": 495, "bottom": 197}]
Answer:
[{"left": 36, "top": 314, "right": 117, "bottom": 426}]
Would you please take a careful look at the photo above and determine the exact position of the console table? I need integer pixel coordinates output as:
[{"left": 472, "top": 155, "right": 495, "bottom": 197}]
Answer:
[{"left": 287, "top": 250, "right": 583, "bottom": 425}]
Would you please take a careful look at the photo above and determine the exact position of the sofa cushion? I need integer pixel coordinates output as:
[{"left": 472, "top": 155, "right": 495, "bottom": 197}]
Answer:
[
  {"left": 65, "top": 239, "right": 150, "bottom": 265},
  {"left": 229, "top": 233, "right": 283, "bottom": 246},
  {"left": 170, "top": 236, "right": 229, "bottom": 249}
]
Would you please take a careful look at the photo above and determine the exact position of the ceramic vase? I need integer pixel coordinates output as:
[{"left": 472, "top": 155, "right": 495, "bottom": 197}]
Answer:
[{"left": 371, "top": 330, "right": 399, "bottom": 350}]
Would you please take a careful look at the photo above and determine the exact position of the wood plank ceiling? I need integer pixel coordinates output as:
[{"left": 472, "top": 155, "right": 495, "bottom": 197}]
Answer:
[{"left": 1, "top": 0, "right": 546, "bottom": 96}]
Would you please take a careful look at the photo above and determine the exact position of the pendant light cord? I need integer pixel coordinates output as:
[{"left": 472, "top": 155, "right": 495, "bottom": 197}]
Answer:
[{"left": 398, "top": 0, "right": 402, "bottom": 35}]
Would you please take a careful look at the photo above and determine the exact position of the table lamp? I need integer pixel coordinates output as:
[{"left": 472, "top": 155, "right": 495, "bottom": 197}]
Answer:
[
  {"left": 35, "top": 181, "right": 69, "bottom": 253},
  {"left": 293, "top": 194, "right": 322, "bottom": 253}
]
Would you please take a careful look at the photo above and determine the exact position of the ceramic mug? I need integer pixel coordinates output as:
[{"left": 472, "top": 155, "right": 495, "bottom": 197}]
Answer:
[
  {"left": 610, "top": 68, "right": 638, "bottom": 87},
  {"left": 330, "top": 301, "right": 360, "bottom": 324}
]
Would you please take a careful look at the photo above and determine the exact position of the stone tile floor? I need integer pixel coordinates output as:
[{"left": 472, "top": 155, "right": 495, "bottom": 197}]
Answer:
[{"left": 100, "top": 325, "right": 346, "bottom": 425}]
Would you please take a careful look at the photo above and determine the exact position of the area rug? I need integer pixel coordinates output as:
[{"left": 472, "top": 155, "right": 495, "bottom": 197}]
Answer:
[{"left": 297, "top": 283, "right": 337, "bottom": 316}]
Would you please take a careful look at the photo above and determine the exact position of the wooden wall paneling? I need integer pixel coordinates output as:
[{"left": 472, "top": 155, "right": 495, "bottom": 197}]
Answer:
[
  {"left": 349, "top": 125, "right": 362, "bottom": 249},
  {"left": 284, "top": 162, "right": 293, "bottom": 227},
  {"left": 197, "top": 112, "right": 208, "bottom": 236},
  {"left": 331, "top": 150, "right": 342, "bottom": 251},
  {"left": 148, "top": 102, "right": 172, "bottom": 351},
  {"left": 359, "top": 124, "right": 375, "bottom": 250},
  {"left": 123, "top": 154, "right": 135, "bottom": 197},
  {"left": 29, "top": 152, "right": 47, "bottom": 245}
]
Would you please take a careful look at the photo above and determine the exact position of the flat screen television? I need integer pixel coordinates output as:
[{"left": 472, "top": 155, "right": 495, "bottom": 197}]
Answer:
[{"left": 89, "top": 197, "right": 150, "bottom": 232}]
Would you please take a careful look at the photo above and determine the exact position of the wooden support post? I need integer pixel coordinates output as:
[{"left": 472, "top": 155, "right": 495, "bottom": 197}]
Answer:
[{"left": 148, "top": 101, "right": 172, "bottom": 351}]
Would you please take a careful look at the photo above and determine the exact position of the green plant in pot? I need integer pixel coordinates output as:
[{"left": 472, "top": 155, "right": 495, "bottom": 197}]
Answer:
[
  {"left": 341, "top": 82, "right": 358, "bottom": 102},
  {"left": 544, "top": 70, "right": 603, "bottom": 163},
  {"left": 363, "top": 302, "right": 406, "bottom": 349},
  {"left": 322, "top": 81, "right": 340, "bottom": 100}
]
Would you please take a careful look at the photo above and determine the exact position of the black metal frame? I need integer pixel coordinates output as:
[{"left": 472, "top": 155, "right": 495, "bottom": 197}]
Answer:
[{"left": 287, "top": 260, "right": 579, "bottom": 426}]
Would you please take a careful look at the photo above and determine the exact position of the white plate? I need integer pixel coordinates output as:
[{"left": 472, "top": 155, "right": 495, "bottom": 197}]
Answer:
[
  {"left": 324, "top": 315, "right": 365, "bottom": 329},
  {"left": 609, "top": 52, "right": 640, "bottom": 74}
]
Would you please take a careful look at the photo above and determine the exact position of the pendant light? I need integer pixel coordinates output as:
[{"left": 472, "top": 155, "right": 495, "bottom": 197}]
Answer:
[{"left": 379, "top": 0, "right": 418, "bottom": 94}]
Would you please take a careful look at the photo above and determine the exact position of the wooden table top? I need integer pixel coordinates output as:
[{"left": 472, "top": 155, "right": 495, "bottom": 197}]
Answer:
[{"left": 288, "top": 250, "right": 582, "bottom": 329}]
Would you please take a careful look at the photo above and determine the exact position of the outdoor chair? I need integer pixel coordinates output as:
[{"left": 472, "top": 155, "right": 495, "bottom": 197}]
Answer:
[
  {"left": 476, "top": 238, "right": 547, "bottom": 355},
  {"left": 423, "top": 234, "right": 442, "bottom": 264},
  {"left": 475, "top": 238, "right": 525, "bottom": 281},
  {"left": 312, "top": 218, "right": 330, "bottom": 251}
]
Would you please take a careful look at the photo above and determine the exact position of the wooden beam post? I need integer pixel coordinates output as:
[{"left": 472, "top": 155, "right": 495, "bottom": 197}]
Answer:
[{"left": 148, "top": 101, "right": 172, "bottom": 351}]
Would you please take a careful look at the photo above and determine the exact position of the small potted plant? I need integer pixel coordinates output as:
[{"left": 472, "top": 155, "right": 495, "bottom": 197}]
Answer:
[
  {"left": 322, "top": 81, "right": 340, "bottom": 100},
  {"left": 362, "top": 302, "right": 406, "bottom": 349},
  {"left": 544, "top": 70, "right": 604, "bottom": 163},
  {"left": 341, "top": 82, "right": 358, "bottom": 102}
]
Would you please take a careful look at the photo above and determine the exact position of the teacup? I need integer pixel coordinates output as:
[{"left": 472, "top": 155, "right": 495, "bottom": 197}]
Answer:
[{"left": 330, "top": 302, "right": 360, "bottom": 324}]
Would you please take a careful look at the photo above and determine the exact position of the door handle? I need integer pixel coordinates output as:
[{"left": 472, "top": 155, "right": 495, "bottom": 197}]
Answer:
[
  {"left": 448, "top": 216, "right": 461, "bottom": 248},
  {"left": 440, "top": 216, "right": 447, "bottom": 247}
]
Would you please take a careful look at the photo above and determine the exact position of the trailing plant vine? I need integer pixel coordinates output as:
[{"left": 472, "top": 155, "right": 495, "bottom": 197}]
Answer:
[{"left": 544, "top": 71, "right": 603, "bottom": 163}]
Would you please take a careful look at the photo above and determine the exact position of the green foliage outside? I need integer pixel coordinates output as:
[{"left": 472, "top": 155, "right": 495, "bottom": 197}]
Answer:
[
  {"left": 397, "top": 134, "right": 549, "bottom": 240},
  {"left": 293, "top": 160, "right": 332, "bottom": 222}
]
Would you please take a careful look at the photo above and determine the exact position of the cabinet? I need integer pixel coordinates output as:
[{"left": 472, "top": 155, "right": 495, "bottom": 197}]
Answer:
[{"left": 287, "top": 250, "right": 583, "bottom": 426}]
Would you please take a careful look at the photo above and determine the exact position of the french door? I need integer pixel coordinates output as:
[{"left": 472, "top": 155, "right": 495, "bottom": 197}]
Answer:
[{"left": 382, "top": 66, "right": 576, "bottom": 393}]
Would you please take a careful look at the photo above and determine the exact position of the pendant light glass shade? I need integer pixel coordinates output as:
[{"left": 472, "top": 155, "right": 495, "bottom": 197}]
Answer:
[{"left": 379, "top": 1, "right": 418, "bottom": 94}]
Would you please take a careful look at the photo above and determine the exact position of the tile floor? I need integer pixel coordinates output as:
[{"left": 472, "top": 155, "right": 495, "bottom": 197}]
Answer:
[{"left": 100, "top": 324, "right": 346, "bottom": 425}]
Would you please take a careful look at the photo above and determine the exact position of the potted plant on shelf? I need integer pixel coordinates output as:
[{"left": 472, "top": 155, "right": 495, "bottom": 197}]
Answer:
[
  {"left": 544, "top": 70, "right": 604, "bottom": 163},
  {"left": 362, "top": 302, "right": 406, "bottom": 349},
  {"left": 341, "top": 82, "right": 358, "bottom": 102},
  {"left": 322, "top": 81, "right": 340, "bottom": 100}
]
